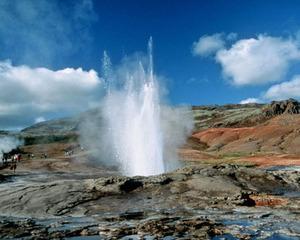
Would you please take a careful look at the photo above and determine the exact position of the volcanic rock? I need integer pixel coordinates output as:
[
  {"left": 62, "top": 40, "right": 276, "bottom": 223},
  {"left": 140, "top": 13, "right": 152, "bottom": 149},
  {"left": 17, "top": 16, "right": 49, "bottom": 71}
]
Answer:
[
  {"left": 248, "top": 194, "right": 288, "bottom": 206},
  {"left": 0, "top": 164, "right": 299, "bottom": 239},
  {"left": 263, "top": 98, "right": 300, "bottom": 116}
]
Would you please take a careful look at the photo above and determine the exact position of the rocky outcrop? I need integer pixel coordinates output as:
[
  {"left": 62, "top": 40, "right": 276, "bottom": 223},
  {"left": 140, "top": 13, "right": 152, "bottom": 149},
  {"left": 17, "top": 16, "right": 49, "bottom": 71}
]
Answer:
[
  {"left": 263, "top": 98, "right": 300, "bottom": 116},
  {"left": 193, "top": 103, "right": 265, "bottom": 130}
]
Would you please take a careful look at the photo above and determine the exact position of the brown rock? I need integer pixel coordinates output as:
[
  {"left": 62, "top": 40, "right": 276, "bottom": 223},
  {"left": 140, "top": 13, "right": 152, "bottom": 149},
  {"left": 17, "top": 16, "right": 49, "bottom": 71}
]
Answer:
[{"left": 249, "top": 194, "right": 288, "bottom": 206}]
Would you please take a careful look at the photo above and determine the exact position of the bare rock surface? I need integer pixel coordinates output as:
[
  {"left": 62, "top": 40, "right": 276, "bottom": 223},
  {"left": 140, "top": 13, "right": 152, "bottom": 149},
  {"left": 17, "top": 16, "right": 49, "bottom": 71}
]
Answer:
[{"left": 0, "top": 164, "right": 300, "bottom": 239}]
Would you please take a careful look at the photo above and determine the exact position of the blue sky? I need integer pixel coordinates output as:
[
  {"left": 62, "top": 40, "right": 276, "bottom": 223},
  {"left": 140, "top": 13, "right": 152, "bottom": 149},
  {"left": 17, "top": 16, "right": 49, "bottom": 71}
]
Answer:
[{"left": 1, "top": 0, "right": 300, "bottom": 128}]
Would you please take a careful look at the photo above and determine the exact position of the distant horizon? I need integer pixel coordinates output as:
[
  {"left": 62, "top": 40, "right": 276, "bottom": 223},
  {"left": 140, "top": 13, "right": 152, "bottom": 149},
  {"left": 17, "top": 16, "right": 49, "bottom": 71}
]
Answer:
[{"left": 4, "top": 97, "right": 295, "bottom": 132}]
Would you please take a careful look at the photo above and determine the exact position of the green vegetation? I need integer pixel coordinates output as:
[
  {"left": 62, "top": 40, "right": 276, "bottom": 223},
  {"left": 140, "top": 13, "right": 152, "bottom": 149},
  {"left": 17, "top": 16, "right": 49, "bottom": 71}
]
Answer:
[
  {"left": 22, "top": 134, "right": 78, "bottom": 146},
  {"left": 193, "top": 106, "right": 263, "bottom": 130}
]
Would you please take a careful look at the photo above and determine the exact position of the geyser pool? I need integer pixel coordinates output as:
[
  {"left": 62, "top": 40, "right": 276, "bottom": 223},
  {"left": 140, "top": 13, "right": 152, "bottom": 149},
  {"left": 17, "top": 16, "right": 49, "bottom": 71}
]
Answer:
[{"left": 103, "top": 38, "right": 165, "bottom": 176}]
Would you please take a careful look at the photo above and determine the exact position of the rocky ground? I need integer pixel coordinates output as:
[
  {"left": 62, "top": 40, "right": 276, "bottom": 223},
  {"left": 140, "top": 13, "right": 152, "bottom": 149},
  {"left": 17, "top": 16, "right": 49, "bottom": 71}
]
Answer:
[
  {"left": 1, "top": 99, "right": 300, "bottom": 239},
  {"left": 0, "top": 161, "right": 300, "bottom": 239}
]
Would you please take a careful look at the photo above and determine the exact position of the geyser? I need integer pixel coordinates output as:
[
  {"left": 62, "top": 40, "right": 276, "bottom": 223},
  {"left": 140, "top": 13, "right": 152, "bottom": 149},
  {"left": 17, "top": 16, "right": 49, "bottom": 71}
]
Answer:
[
  {"left": 103, "top": 38, "right": 165, "bottom": 176},
  {"left": 79, "top": 39, "right": 193, "bottom": 176}
]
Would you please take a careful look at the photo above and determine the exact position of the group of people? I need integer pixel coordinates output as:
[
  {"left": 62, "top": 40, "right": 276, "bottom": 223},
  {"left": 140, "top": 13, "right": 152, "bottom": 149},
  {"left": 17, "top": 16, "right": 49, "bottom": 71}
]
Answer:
[
  {"left": 64, "top": 144, "right": 84, "bottom": 157},
  {"left": 2, "top": 153, "right": 21, "bottom": 173}
]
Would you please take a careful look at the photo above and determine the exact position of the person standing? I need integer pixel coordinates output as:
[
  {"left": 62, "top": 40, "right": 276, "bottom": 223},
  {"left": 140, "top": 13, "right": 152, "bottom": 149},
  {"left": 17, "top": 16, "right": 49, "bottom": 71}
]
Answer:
[{"left": 11, "top": 154, "right": 17, "bottom": 173}]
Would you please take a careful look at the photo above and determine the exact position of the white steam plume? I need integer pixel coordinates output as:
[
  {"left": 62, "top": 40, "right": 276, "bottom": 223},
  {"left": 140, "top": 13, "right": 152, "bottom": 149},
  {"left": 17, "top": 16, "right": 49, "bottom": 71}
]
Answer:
[
  {"left": 80, "top": 41, "right": 193, "bottom": 176},
  {"left": 0, "top": 136, "right": 23, "bottom": 159}
]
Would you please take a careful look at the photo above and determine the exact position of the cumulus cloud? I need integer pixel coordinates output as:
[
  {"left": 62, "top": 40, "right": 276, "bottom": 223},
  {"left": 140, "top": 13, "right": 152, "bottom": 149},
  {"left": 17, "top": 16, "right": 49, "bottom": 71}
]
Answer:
[
  {"left": 239, "top": 98, "right": 262, "bottom": 104},
  {"left": 0, "top": 60, "right": 102, "bottom": 129},
  {"left": 264, "top": 75, "right": 300, "bottom": 100},
  {"left": 192, "top": 33, "right": 225, "bottom": 56},
  {"left": 192, "top": 33, "right": 237, "bottom": 57},
  {"left": 216, "top": 35, "right": 300, "bottom": 86},
  {"left": 239, "top": 75, "right": 300, "bottom": 102},
  {"left": 0, "top": 0, "right": 97, "bottom": 66}
]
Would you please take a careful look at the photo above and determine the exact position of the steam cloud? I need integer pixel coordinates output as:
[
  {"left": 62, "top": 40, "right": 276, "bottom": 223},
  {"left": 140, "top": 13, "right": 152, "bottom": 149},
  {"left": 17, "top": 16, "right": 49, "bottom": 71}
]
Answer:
[
  {"left": 0, "top": 136, "right": 23, "bottom": 159},
  {"left": 79, "top": 50, "right": 193, "bottom": 175}
]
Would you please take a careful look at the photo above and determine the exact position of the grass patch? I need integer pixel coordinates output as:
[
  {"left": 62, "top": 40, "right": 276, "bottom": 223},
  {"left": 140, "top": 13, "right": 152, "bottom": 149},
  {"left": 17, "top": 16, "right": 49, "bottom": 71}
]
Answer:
[{"left": 22, "top": 134, "right": 78, "bottom": 145}]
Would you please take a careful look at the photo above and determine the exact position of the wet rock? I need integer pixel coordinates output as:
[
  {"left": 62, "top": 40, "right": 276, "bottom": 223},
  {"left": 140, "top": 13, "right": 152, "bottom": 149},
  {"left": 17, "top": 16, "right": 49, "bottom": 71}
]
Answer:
[
  {"left": 0, "top": 174, "right": 9, "bottom": 182},
  {"left": 138, "top": 216, "right": 223, "bottom": 239},
  {"left": 1, "top": 164, "right": 299, "bottom": 218},
  {"left": 119, "top": 179, "right": 143, "bottom": 192},
  {"left": 119, "top": 211, "right": 145, "bottom": 220},
  {"left": 99, "top": 225, "right": 136, "bottom": 239},
  {"left": 98, "top": 216, "right": 223, "bottom": 239},
  {"left": 0, "top": 164, "right": 300, "bottom": 239},
  {"left": 0, "top": 219, "right": 47, "bottom": 239}
]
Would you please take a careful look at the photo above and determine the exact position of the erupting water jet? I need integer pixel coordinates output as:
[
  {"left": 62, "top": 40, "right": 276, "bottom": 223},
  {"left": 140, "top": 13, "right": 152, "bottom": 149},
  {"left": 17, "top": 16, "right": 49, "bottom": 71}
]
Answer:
[{"left": 103, "top": 38, "right": 165, "bottom": 176}]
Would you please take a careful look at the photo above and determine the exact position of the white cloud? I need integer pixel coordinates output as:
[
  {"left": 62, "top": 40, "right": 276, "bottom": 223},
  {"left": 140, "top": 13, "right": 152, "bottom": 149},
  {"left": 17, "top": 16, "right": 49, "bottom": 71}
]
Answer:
[
  {"left": 216, "top": 35, "right": 300, "bottom": 86},
  {"left": 264, "top": 75, "right": 300, "bottom": 100},
  {"left": 34, "top": 117, "right": 46, "bottom": 124},
  {"left": 192, "top": 33, "right": 225, "bottom": 56},
  {"left": 0, "top": 60, "right": 102, "bottom": 128},
  {"left": 239, "top": 98, "right": 261, "bottom": 104},
  {"left": 192, "top": 33, "right": 237, "bottom": 57}
]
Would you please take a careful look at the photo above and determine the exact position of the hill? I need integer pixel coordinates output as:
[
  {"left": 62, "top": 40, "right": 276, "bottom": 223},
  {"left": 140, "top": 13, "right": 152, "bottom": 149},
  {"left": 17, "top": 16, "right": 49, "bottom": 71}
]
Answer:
[{"left": 11, "top": 99, "right": 300, "bottom": 164}]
